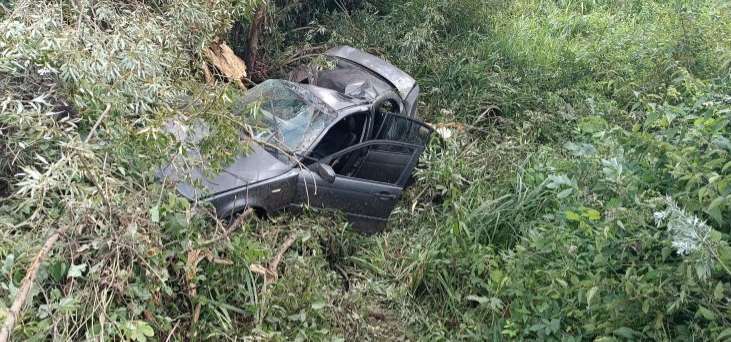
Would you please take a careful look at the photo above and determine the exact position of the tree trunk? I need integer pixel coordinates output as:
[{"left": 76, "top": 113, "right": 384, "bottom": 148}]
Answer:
[{"left": 244, "top": 1, "right": 267, "bottom": 79}]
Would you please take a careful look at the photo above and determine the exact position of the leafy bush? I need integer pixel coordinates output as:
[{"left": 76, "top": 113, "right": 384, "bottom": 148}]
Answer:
[
  {"left": 0, "top": 0, "right": 264, "bottom": 339},
  {"left": 2, "top": 0, "right": 731, "bottom": 340}
]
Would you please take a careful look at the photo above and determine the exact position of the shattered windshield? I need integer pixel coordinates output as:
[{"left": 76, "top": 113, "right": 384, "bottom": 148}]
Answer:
[{"left": 234, "top": 80, "right": 338, "bottom": 154}]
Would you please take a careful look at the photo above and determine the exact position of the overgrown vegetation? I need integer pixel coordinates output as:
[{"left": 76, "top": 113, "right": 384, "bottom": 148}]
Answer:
[{"left": 2, "top": 0, "right": 731, "bottom": 340}]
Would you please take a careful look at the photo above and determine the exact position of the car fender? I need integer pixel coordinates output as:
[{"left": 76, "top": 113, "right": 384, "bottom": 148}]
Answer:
[{"left": 207, "top": 169, "right": 300, "bottom": 218}]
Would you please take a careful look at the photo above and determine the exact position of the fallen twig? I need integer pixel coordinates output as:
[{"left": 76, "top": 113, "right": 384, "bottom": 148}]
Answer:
[
  {"left": 250, "top": 231, "right": 298, "bottom": 325},
  {"left": 85, "top": 103, "right": 112, "bottom": 144},
  {"left": 189, "top": 208, "right": 254, "bottom": 335},
  {"left": 250, "top": 231, "right": 298, "bottom": 285},
  {"left": 197, "top": 208, "right": 254, "bottom": 248},
  {"left": 0, "top": 225, "right": 69, "bottom": 342}
]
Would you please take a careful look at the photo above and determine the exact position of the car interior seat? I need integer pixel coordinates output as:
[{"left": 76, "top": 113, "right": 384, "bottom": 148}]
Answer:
[{"left": 310, "top": 114, "right": 363, "bottom": 160}]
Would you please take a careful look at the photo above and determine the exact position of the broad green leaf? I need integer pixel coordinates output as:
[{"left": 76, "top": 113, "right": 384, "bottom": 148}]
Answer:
[
  {"left": 57, "top": 296, "right": 79, "bottom": 313},
  {"left": 613, "top": 327, "right": 640, "bottom": 339},
  {"left": 547, "top": 174, "right": 572, "bottom": 189},
  {"left": 67, "top": 263, "right": 87, "bottom": 279},
  {"left": 564, "top": 142, "right": 597, "bottom": 157},
  {"left": 579, "top": 116, "right": 608, "bottom": 133},
  {"left": 587, "top": 286, "right": 599, "bottom": 306},
  {"left": 49, "top": 261, "right": 67, "bottom": 282},
  {"left": 584, "top": 209, "right": 601, "bottom": 221},
  {"left": 124, "top": 321, "right": 154, "bottom": 342},
  {"left": 722, "top": 161, "right": 731, "bottom": 173},
  {"left": 547, "top": 319, "right": 560, "bottom": 335},
  {"left": 557, "top": 188, "right": 574, "bottom": 199},
  {"left": 697, "top": 306, "right": 717, "bottom": 321},
  {"left": 717, "top": 328, "right": 731, "bottom": 341},
  {"left": 706, "top": 196, "right": 726, "bottom": 223},
  {"left": 565, "top": 211, "right": 581, "bottom": 222}
]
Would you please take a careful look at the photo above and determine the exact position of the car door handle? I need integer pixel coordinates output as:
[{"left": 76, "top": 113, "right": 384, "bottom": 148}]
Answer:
[{"left": 377, "top": 191, "right": 398, "bottom": 200}]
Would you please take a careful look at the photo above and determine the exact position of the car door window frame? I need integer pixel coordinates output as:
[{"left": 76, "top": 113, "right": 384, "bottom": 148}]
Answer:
[
  {"left": 367, "top": 112, "right": 434, "bottom": 146},
  {"left": 318, "top": 140, "right": 423, "bottom": 187},
  {"left": 302, "top": 110, "right": 371, "bottom": 162}
]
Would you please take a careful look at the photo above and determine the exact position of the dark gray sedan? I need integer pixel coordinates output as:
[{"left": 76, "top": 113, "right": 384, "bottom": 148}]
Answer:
[{"left": 161, "top": 46, "right": 433, "bottom": 233}]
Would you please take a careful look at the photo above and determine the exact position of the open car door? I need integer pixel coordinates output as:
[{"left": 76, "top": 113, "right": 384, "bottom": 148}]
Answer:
[
  {"left": 369, "top": 112, "right": 433, "bottom": 146},
  {"left": 297, "top": 140, "right": 424, "bottom": 233}
]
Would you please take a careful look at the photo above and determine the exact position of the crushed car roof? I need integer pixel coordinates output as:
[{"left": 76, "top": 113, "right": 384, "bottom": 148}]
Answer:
[{"left": 325, "top": 46, "right": 417, "bottom": 99}]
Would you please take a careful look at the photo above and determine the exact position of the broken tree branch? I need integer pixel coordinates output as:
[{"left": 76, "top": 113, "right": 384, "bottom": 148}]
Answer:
[
  {"left": 251, "top": 231, "right": 298, "bottom": 325},
  {"left": 203, "top": 40, "right": 247, "bottom": 89},
  {"left": 250, "top": 231, "right": 298, "bottom": 285},
  {"left": 268, "top": 232, "right": 297, "bottom": 283},
  {"left": 0, "top": 225, "right": 69, "bottom": 342}
]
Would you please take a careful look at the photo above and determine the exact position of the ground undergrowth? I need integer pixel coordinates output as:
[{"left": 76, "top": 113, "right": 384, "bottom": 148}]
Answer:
[{"left": 1, "top": 0, "right": 731, "bottom": 340}]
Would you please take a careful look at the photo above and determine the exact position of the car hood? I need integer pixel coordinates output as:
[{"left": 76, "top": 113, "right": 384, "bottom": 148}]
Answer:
[{"left": 159, "top": 143, "right": 292, "bottom": 200}]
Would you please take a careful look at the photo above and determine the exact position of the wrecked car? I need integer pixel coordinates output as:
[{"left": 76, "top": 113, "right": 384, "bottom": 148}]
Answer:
[{"left": 160, "top": 46, "right": 433, "bottom": 233}]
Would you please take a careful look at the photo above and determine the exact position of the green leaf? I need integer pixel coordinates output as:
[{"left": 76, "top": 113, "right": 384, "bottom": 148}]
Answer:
[
  {"left": 613, "top": 327, "right": 640, "bottom": 339},
  {"left": 587, "top": 286, "right": 599, "bottom": 307},
  {"left": 547, "top": 174, "right": 572, "bottom": 189},
  {"left": 547, "top": 319, "right": 560, "bottom": 335},
  {"left": 564, "top": 142, "right": 597, "bottom": 157},
  {"left": 714, "top": 282, "right": 725, "bottom": 301},
  {"left": 150, "top": 205, "right": 160, "bottom": 223},
  {"left": 565, "top": 211, "right": 581, "bottom": 222},
  {"left": 1, "top": 254, "right": 14, "bottom": 275},
  {"left": 584, "top": 208, "right": 601, "bottom": 221},
  {"left": 67, "top": 263, "right": 87, "bottom": 279},
  {"left": 124, "top": 321, "right": 155, "bottom": 342},
  {"left": 311, "top": 301, "right": 327, "bottom": 310},
  {"left": 706, "top": 196, "right": 726, "bottom": 223},
  {"left": 579, "top": 116, "right": 608, "bottom": 133},
  {"left": 557, "top": 188, "right": 574, "bottom": 199},
  {"left": 697, "top": 306, "right": 717, "bottom": 321},
  {"left": 722, "top": 161, "right": 731, "bottom": 173},
  {"left": 49, "top": 261, "right": 67, "bottom": 282},
  {"left": 138, "top": 322, "right": 155, "bottom": 339},
  {"left": 717, "top": 328, "right": 731, "bottom": 341}
]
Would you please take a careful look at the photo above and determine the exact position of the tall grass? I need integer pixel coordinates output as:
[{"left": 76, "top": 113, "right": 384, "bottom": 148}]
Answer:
[{"left": 266, "top": 0, "right": 731, "bottom": 339}]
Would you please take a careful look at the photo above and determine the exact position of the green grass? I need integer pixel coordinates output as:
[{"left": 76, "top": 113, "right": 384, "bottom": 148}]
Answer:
[
  {"left": 265, "top": 0, "right": 731, "bottom": 339},
  {"left": 1, "top": 0, "right": 731, "bottom": 340}
]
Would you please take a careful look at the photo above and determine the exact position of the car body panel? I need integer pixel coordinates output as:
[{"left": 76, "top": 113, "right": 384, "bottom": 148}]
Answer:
[
  {"left": 324, "top": 46, "right": 417, "bottom": 100},
  {"left": 297, "top": 169, "right": 402, "bottom": 234},
  {"left": 309, "top": 46, "right": 420, "bottom": 117},
  {"left": 208, "top": 169, "right": 299, "bottom": 217},
  {"left": 159, "top": 144, "right": 293, "bottom": 200},
  {"left": 300, "top": 84, "right": 368, "bottom": 111},
  {"left": 295, "top": 140, "right": 425, "bottom": 232},
  {"left": 161, "top": 46, "right": 432, "bottom": 233}
]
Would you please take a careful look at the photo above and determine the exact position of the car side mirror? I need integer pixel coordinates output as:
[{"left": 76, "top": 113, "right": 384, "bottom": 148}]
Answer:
[{"left": 316, "top": 163, "right": 336, "bottom": 183}]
